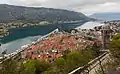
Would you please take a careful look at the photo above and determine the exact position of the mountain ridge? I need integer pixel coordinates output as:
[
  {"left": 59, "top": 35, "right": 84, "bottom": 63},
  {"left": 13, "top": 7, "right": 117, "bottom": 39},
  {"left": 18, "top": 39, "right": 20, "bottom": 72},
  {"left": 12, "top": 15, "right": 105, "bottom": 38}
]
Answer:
[
  {"left": 90, "top": 12, "right": 120, "bottom": 21},
  {"left": 0, "top": 4, "right": 90, "bottom": 22}
]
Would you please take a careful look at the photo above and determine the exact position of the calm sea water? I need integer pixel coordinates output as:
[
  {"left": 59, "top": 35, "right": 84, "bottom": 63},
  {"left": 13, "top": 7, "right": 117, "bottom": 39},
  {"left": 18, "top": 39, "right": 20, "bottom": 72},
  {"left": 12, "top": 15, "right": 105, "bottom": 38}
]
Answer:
[
  {"left": 0, "top": 21, "right": 101, "bottom": 54},
  {"left": 76, "top": 21, "right": 103, "bottom": 29}
]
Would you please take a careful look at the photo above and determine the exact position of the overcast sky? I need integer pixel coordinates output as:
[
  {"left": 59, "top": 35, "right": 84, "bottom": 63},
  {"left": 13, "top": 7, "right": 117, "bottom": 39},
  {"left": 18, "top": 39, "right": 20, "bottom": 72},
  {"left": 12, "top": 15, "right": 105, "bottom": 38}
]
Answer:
[{"left": 1, "top": 0, "right": 120, "bottom": 15}]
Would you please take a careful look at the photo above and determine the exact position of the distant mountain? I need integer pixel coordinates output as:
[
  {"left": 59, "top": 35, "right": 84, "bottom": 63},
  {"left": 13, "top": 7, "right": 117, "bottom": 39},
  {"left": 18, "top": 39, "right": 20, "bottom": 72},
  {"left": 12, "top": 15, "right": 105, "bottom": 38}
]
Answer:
[
  {"left": 0, "top": 4, "right": 90, "bottom": 22},
  {"left": 90, "top": 12, "right": 120, "bottom": 21}
]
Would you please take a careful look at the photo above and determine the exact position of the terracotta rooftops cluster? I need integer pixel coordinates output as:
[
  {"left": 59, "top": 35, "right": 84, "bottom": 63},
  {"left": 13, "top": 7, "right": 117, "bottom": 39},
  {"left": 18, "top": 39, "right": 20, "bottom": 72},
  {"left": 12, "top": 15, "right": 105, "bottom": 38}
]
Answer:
[{"left": 24, "top": 32, "right": 94, "bottom": 62}]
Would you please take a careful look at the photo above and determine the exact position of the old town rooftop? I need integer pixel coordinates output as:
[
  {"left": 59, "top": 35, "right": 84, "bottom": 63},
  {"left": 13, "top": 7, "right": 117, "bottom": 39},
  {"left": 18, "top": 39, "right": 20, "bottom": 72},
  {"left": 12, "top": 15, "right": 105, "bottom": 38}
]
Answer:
[{"left": 24, "top": 32, "right": 95, "bottom": 62}]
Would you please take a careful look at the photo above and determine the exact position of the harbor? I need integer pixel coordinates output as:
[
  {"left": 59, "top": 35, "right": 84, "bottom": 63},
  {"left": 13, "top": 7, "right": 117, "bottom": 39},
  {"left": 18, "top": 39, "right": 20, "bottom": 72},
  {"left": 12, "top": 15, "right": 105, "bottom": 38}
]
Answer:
[
  {"left": 0, "top": 22, "right": 92, "bottom": 53},
  {"left": 0, "top": 21, "right": 103, "bottom": 61},
  {"left": 0, "top": 28, "right": 59, "bottom": 61},
  {"left": 0, "top": 20, "right": 120, "bottom": 73}
]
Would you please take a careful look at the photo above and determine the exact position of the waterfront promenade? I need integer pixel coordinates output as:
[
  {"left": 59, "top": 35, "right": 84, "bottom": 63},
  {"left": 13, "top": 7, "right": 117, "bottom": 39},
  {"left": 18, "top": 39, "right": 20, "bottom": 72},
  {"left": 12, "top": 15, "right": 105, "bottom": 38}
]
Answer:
[{"left": 0, "top": 28, "right": 59, "bottom": 63}]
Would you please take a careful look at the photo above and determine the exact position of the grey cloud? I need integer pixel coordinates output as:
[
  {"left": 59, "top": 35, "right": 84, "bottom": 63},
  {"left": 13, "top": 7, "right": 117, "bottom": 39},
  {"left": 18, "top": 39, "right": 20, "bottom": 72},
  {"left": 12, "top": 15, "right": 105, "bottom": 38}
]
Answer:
[{"left": 9, "top": 0, "right": 120, "bottom": 14}]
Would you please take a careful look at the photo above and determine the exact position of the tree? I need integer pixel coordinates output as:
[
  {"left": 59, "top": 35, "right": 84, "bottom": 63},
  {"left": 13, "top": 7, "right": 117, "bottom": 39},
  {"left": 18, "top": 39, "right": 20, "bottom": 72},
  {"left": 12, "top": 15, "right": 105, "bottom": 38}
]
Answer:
[
  {"left": 0, "top": 59, "right": 18, "bottom": 74},
  {"left": 82, "top": 47, "right": 95, "bottom": 60},
  {"left": 24, "top": 60, "right": 36, "bottom": 74},
  {"left": 0, "top": 59, "right": 26, "bottom": 74},
  {"left": 109, "top": 34, "right": 120, "bottom": 63},
  {"left": 54, "top": 58, "right": 66, "bottom": 67},
  {"left": 24, "top": 59, "right": 50, "bottom": 74},
  {"left": 35, "top": 60, "right": 50, "bottom": 74},
  {"left": 63, "top": 51, "right": 90, "bottom": 72},
  {"left": 63, "top": 50, "right": 70, "bottom": 59}
]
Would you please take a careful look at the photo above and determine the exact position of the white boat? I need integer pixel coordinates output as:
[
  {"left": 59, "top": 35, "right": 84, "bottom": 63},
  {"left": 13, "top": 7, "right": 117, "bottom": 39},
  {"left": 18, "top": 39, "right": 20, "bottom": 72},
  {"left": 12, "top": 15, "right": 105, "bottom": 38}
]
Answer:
[
  {"left": 21, "top": 44, "right": 30, "bottom": 49},
  {"left": 0, "top": 57, "right": 3, "bottom": 59},
  {"left": 32, "top": 41, "right": 36, "bottom": 44}
]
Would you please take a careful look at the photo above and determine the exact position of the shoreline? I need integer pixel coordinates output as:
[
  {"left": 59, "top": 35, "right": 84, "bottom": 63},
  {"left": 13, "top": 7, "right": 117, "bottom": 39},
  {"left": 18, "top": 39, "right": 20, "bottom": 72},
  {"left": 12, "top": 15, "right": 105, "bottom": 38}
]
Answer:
[
  {"left": 0, "top": 28, "right": 59, "bottom": 57},
  {"left": 0, "top": 21, "right": 102, "bottom": 57}
]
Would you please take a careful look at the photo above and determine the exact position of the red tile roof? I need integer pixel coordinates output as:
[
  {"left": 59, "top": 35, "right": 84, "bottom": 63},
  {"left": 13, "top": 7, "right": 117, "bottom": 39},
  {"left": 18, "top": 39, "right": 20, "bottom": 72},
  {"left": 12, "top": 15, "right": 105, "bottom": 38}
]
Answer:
[{"left": 24, "top": 33, "right": 95, "bottom": 61}]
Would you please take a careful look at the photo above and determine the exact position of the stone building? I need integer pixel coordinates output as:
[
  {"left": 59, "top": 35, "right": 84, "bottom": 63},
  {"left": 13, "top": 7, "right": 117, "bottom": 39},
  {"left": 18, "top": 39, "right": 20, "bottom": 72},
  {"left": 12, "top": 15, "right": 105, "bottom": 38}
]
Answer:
[{"left": 101, "top": 25, "right": 112, "bottom": 50}]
